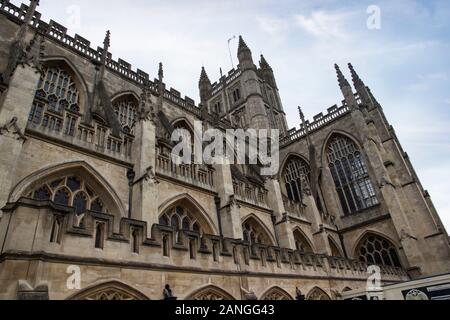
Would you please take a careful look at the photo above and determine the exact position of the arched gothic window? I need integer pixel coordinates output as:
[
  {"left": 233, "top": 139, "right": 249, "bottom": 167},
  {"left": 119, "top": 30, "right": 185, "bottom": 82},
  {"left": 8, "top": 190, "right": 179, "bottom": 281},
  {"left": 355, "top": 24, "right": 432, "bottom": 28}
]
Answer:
[
  {"left": 293, "top": 229, "right": 313, "bottom": 253},
  {"left": 187, "top": 286, "right": 235, "bottom": 300},
  {"left": 327, "top": 135, "right": 378, "bottom": 215},
  {"left": 356, "top": 234, "right": 401, "bottom": 267},
  {"left": 29, "top": 65, "right": 81, "bottom": 136},
  {"left": 261, "top": 287, "right": 293, "bottom": 300},
  {"left": 307, "top": 287, "right": 331, "bottom": 300},
  {"left": 27, "top": 175, "right": 107, "bottom": 214},
  {"left": 159, "top": 206, "right": 203, "bottom": 235},
  {"left": 329, "top": 237, "right": 343, "bottom": 258},
  {"left": 113, "top": 96, "right": 138, "bottom": 133},
  {"left": 68, "top": 282, "right": 148, "bottom": 300},
  {"left": 283, "top": 157, "right": 310, "bottom": 202},
  {"left": 242, "top": 217, "right": 273, "bottom": 247},
  {"left": 172, "top": 120, "right": 195, "bottom": 157}
]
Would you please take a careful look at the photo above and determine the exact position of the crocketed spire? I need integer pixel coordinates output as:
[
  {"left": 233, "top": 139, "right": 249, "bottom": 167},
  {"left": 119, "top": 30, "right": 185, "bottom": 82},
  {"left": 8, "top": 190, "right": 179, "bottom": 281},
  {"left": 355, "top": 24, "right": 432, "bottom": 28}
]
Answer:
[
  {"left": 238, "top": 35, "right": 251, "bottom": 54},
  {"left": 334, "top": 64, "right": 350, "bottom": 89},
  {"left": 259, "top": 54, "right": 271, "bottom": 69},
  {"left": 103, "top": 30, "right": 111, "bottom": 52},
  {"left": 199, "top": 66, "right": 211, "bottom": 85},
  {"left": 348, "top": 63, "right": 365, "bottom": 89},
  {"left": 158, "top": 62, "right": 164, "bottom": 81}
]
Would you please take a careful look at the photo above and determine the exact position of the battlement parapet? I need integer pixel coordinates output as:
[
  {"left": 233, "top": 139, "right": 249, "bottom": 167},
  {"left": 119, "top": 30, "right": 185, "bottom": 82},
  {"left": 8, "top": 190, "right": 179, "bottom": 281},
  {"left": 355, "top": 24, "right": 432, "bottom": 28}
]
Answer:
[{"left": 1, "top": 198, "right": 409, "bottom": 282}]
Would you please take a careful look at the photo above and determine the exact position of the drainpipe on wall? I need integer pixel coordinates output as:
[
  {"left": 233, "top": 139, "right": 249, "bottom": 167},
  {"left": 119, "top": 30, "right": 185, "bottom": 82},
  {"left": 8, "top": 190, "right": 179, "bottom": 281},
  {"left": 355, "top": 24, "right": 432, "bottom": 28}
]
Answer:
[
  {"left": 214, "top": 196, "right": 223, "bottom": 238},
  {"left": 127, "top": 168, "right": 136, "bottom": 219}
]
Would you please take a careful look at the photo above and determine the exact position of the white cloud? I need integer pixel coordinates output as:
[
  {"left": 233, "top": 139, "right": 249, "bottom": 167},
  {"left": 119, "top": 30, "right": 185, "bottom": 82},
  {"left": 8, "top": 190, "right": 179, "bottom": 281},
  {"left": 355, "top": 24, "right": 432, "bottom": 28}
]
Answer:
[
  {"left": 257, "top": 16, "right": 289, "bottom": 35},
  {"left": 294, "top": 10, "right": 355, "bottom": 39}
]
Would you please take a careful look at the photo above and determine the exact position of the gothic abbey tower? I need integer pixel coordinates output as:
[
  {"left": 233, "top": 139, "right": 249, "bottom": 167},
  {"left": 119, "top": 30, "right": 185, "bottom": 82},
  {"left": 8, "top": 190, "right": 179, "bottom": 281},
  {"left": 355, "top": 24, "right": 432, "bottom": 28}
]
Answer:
[{"left": 0, "top": 1, "right": 448, "bottom": 300}]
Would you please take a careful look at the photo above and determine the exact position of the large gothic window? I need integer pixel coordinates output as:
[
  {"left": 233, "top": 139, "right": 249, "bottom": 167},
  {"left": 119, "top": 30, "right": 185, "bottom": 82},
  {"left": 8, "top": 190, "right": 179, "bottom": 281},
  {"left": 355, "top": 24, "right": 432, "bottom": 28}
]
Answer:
[
  {"left": 27, "top": 175, "right": 107, "bottom": 214},
  {"left": 29, "top": 65, "right": 81, "bottom": 136},
  {"left": 356, "top": 234, "right": 401, "bottom": 267},
  {"left": 327, "top": 135, "right": 378, "bottom": 215},
  {"left": 112, "top": 96, "right": 138, "bottom": 134},
  {"left": 283, "top": 156, "right": 310, "bottom": 202}
]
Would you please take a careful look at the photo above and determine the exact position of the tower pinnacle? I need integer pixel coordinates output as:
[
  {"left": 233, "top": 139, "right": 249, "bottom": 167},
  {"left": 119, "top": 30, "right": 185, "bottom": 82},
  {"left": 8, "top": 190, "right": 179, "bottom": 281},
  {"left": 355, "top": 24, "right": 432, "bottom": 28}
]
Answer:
[
  {"left": 334, "top": 64, "right": 350, "bottom": 89},
  {"left": 158, "top": 62, "right": 164, "bottom": 82},
  {"left": 199, "top": 66, "right": 212, "bottom": 104},
  {"left": 238, "top": 35, "right": 251, "bottom": 54},
  {"left": 259, "top": 54, "right": 270, "bottom": 69},
  {"left": 348, "top": 63, "right": 365, "bottom": 89},
  {"left": 199, "top": 66, "right": 211, "bottom": 85},
  {"left": 103, "top": 30, "right": 111, "bottom": 52}
]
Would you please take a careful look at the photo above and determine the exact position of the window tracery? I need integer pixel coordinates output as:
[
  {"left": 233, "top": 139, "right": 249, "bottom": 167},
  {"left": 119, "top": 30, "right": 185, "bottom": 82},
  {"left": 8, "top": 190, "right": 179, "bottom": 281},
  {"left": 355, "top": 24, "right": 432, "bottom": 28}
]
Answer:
[
  {"left": 242, "top": 217, "right": 272, "bottom": 246},
  {"left": 283, "top": 156, "right": 310, "bottom": 202},
  {"left": 356, "top": 234, "right": 401, "bottom": 267},
  {"left": 327, "top": 135, "right": 378, "bottom": 215},
  {"left": 27, "top": 175, "right": 106, "bottom": 214},
  {"left": 159, "top": 205, "right": 203, "bottom": 235},
  {"left": 29, "top": 66, "right": 81, "bottom": 137},
  {"left": 113, "top": 98, "right": 137, "bottom": 132}
]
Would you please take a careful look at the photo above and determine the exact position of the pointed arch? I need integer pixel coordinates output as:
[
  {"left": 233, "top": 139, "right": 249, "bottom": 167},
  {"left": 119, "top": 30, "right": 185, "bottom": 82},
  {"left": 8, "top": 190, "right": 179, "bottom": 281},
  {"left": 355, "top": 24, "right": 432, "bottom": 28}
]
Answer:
[
  {"left": 279, "top": 153, "right": 311, "bottom": 202},
  {"left": 171, "top": 117, "right": 195, "bottom": 133},
  {"left": 67, "top": 281, "right": 149, "bottom": 300},
  {"left": 320, "top": 130, "right": 363, "bottom": 165},
  {"left": 306, "top": 287, "right": 332, "bottom": 300},
  {"left": 110, "top": 90, "right": 140, "bottom": 102},
  {"left": 171, "top": 117, "right": 204, "bottom": 143},
  {"left": 352, "top": 231, "right": 402, "bottom": 267},
  {"left": 185, "top": 285, "right": 236, "bottom": 300},
  {"left": 242, "top": 214, "right": 276, "bottom": 246},
  {"left": 260, "top": 286, "right": 294, "bottom": 300},
  {"left": 9, "top": 161, "right": 126, "bottom": 218},
  {"left": 158, "top": 193, "right": 218, "bottom": 235},
  {"left": 110, "top": 91, "right": 140, "bottom": 132},
  {"left": 323, "top": 131, "right": 379, "bottom": 215},
  {"left": 328, "top": 236, "right": 344, "bottom": 257},
  {"left": 292, "top": 227, "right": 314, "bottom": 253},
  {"left": 279, "top": 152, "right": 310, "bottom": 178},
  {"left": 40, "top": 56, "right": 89, "bottom": 113}
]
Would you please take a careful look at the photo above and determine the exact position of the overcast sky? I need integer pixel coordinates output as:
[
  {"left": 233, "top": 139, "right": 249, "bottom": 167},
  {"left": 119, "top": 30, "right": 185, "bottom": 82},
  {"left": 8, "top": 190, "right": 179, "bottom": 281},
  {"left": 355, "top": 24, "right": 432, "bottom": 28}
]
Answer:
[{"left": 13, "top": 0, "right": 450, "bottom": 230}]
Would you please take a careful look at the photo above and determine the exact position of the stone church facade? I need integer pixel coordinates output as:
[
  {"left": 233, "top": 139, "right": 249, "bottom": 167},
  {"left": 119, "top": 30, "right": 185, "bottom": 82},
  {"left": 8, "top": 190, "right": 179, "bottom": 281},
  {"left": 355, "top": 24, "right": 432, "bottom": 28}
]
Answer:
[{"left": 0, "top": 1, "right": 449, "bottom": 300}]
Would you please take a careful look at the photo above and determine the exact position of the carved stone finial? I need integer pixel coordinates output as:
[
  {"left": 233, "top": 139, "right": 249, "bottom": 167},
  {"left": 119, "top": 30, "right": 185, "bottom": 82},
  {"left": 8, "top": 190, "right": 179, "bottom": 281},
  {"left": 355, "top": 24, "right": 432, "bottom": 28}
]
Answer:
[
  {"left": 298, "top": 106, "right": 305, "bottom": 123},
  {"left": 158, "top": 62, "right": 164, "bottom": 81},
  {"left": 103, "top": 30, "right": 111, "bottom": 51}
]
